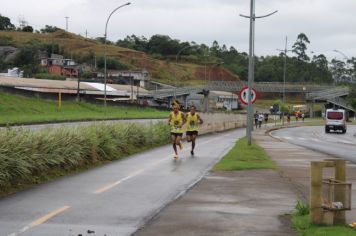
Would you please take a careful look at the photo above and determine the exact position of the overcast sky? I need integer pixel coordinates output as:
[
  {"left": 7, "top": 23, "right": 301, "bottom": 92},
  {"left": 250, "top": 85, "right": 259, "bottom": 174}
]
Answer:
[{"left": 1, "top": 0, "right": 355, "bottom": 60}]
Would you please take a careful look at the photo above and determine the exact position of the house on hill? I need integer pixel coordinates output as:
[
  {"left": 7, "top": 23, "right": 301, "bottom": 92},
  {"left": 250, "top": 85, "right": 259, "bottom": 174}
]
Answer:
[{"left": 41, "top": 54, "right": 80, "bottom": 78}]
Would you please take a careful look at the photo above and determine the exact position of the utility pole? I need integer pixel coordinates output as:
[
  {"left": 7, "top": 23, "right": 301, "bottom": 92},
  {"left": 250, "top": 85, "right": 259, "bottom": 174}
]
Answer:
[
  {"left": 240, "top": 0, "right": 277, "bottom": 145},
  {"left": 277, "top": 36, "right": 293, "bottom": 126},
  {"left": 65, "top": 16, "right": 69, "bottom": 31}
]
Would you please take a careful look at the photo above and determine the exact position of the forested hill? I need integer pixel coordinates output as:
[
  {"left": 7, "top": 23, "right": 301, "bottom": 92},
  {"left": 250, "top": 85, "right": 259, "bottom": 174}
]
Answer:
[
  {"left": 117, "top": 33, "right": 355, "bottom": 84},
  {"left": 1, "top": 11, "right": 355, "bottom": 85}
]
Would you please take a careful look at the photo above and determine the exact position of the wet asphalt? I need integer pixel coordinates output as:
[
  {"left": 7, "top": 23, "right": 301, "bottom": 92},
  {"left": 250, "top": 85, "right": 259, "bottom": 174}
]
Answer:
[
  {"left": 271, "top": 125, "right": 356, "bottom": 163},
  {"left": 0, "top": 128, "right": 245, "bottom": 236}
]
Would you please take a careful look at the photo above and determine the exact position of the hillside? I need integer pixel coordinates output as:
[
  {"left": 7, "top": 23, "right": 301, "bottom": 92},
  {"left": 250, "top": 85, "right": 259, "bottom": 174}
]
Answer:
[{"left": 0, "top": 30, "right": 240, "bottom": 86}]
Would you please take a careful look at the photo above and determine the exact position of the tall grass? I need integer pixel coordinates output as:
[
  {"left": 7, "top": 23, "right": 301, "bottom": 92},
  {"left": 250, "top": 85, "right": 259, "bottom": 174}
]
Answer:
[{"left": 0, "top": 122, "right": 170, "bottom": 192}]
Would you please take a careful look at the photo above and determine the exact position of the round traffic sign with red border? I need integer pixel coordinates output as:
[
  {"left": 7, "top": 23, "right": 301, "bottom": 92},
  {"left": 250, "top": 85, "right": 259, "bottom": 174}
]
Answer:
[{"left": 239, "top": 87, "right": 257, "bottom": 105}]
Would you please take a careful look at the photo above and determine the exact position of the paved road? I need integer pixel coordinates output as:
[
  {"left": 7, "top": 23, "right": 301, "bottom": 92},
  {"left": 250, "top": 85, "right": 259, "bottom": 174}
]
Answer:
[
  {"left": 271, "top": 125, "right": 356, "bottom": 163},
  {"left": 0, "top": 129, "right": 244, "bottom": 236}
]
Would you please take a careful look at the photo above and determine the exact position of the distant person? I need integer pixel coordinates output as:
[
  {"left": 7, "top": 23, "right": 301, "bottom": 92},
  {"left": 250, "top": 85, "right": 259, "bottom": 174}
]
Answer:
[
  {"left": 258, "top": 113, "right": 264, "bottom": 128},
  {"left": 254, "top": 111, "right": 259, "bottom": 129},
  {"left": 168, "top": 101, "right": 186, "bottom": 160},
  {"left": 295, "top": 112, "right": 299, "bottom": 122},
  {"left": 264, "top": 113, "right": 269, "bottom": 124},
  {"left": 302, "top": 113, "right": 305, "bottom": 122},
  {"left": 185, "top": 105, "right": 203, "bottom": 156},
  {"left": 287, "top": 113, "right": 291, "bottom": 124}
]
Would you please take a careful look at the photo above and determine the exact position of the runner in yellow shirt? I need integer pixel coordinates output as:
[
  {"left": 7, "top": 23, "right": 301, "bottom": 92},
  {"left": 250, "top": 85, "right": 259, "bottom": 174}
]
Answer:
[
  {"left": 168, "top": 101, "right": 186, "bottom": 160},
  {"left": 185, "top": 105, "right": 203, "bottom": 156}
]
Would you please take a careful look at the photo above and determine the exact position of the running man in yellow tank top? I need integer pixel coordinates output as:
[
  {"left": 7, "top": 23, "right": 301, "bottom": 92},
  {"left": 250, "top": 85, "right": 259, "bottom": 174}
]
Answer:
[
  {"left": 168, "top": 101, "right": 186, "bottom": 160},
  {"left": 185, "top": 105, "right": 203, "bottom": 156}
]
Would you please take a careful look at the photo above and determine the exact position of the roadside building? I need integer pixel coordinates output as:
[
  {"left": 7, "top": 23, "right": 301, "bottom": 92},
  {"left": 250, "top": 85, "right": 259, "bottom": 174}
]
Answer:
[
  {"left": 96, "top": 69, "right": 150, "bottom": 88},
  {"left": 41, "top": 54, "right": 80, "bottom": 78}
]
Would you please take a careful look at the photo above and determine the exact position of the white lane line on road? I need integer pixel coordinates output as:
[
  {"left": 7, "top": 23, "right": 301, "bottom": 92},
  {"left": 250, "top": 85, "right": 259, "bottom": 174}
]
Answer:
[
  {"left": 310, "top": 138, "right": 321, "bottom": 142},
  {"left": 7, "top": 206, "right": 71, "bottom": 236},
  {"left": 94, "top": 132, "right": 237, "bottom": 194},
  {"left": 94, "top": 169, "right": 145, "bottom": 194}
]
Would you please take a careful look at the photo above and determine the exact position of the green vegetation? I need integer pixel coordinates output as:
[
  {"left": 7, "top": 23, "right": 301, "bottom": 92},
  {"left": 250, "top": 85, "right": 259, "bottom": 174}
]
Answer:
[
  {"left": 0, "top": 92, "right": 166, "bottom": 125},
  {"left": 34, "top": 72, "right": 66, "bottom": 80},
  {"left": 0, "top": 122, "right": 170, "bottom": 195},
  {"left": 292, "top": 201, "right": 356, "bottom": 236},
  {"left": 213, "top": 137, "right": 275, "bottom": 171}
]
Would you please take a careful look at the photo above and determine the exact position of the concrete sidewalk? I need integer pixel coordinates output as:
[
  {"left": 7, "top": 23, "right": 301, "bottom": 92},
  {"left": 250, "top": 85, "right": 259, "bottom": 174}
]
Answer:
[{"left": 135, "top": 127, "right": 356, "bottom": 236}]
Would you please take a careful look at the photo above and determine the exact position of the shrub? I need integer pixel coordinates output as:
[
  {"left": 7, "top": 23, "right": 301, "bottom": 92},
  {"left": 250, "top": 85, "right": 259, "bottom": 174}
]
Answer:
[
  {"left": 295, "top": 200, "right": 309, "bottom": 216},
  {"left": 34, "top": 72, "right": 66, "bottom": 80}
]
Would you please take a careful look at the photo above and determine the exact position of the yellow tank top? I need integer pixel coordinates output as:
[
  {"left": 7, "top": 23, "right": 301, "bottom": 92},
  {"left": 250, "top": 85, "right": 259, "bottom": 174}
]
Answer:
[
  {"left": 186, "top": 112, "right": 199, "bottom": 131},
  {"left": 170, "top": 111, "right": 184, "bottom": 133}
]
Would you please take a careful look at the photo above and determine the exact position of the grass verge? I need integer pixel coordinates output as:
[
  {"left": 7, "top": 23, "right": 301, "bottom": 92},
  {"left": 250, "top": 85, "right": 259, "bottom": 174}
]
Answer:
[
  {"left": 293, "top": 215, "right": 356, "bottom": 236},
  {"left": 0, "top": 122, "right": 170, "bottom": 196},
  {"left": 292, "top": 201, "right": 356, "bottom": 236},
  {"left": 213, "top": 137, "right": 275, "bottom": 171},
  {"left": 0, "top": 92, "right": 167, "bottom": 125}
]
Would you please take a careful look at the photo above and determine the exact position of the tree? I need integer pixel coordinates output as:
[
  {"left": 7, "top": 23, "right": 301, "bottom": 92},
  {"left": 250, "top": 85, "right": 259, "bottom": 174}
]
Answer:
[
  {"left": 40, "top": 25, "right": 60, "bottom": 33},
  {"left": 312, "top": 54, "right": 328, "bottom": 70},
  {"left": 330, "top": 59, "right": 347, "bottom": 83},
  {"left": 22, "top": 25, "right": 34, "bottom": 32},
  {"left": 0, "top": 14, "right": 15, "bottom": 30},
  {"left": 292, "top": 33, "right": 310, "bottom": 62}
]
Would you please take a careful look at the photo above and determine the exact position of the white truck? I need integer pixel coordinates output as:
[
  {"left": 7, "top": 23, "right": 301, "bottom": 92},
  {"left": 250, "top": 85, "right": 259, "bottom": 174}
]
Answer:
[{"left": 325, "top": 108, "right": 347, "bottom": 133}]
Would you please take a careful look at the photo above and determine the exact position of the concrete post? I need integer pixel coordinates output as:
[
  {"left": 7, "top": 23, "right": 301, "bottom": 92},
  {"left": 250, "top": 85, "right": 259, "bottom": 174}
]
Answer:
[
  {"left": 310, "top": 161, "right": 324, "bottom": 225},
  {"left": 309, "top": 102, "right": 314, "bottom": 118},
  {"left": 334, "top": 159, "right": 346, "bottom": 224}
]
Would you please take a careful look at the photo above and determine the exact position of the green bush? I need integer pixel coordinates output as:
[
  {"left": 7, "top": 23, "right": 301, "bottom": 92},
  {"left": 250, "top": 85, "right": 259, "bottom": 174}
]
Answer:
[
  {"left": 34, "top": 72, "right": 66, "bottom": 80},
  {"left": 295, "top": 200, "right": 309, "bottom": 216},
  {"left": 0, "top": 122, "right": 170, "bottom": 191}
]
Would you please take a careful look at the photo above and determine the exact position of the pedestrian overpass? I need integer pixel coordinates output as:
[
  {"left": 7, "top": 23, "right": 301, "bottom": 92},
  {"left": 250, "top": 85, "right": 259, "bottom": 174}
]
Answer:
[
  {"left": 306, "top": 87, "right": 355, "bottom": 116},
  {"left": 150, "top": 81, "right": 335, "bottom": 111}
]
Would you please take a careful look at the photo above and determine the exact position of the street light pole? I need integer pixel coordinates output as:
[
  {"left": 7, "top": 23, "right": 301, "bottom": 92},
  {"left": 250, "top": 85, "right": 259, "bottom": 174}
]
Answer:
[
  {"left": 104, "top": 2, "right": 131, "bottom": 108},
  {"left": 333, "top": 49, "right": 350, "bottom": 61},
  {"left": 174, "top": 45, "right": 198, "bottom": 99},
  {"left": 333, "top": 49, "right": 354, "bottom": 83},
  {"left": 240, "top": 0, "right": 277, "bottom": 145},
  {"left": 208, "top": 61, "right": 224, "bottom": 82},
  {"left": 277, "top": 36, "right": 293, "bottom": 126}
]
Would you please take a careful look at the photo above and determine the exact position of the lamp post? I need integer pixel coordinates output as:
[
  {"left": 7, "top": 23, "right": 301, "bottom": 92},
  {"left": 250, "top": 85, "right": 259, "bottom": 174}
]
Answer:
[
  {"left": 333, "top": 49, "right": 350, "bottom": 60},
  {"left": 104, "top": 2, "right": 131, "bottom": 107},
  {"left": 240, "top": 0, "right": 277, "bottom": 145},
  {"left": 277, "top": 36, "right": 293, "bottom": 126},
  {"left": 205, "top": 61, "right": 224, "bottom": 113},
  {"left": 174, "top": 45, "right": 198, "bottom": 99},
  {"left": 208, "top": 61, "right": 224, "bottom": 82},
  {"left": 333, "top": 49, "right": 354, "bottom": 83}
]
